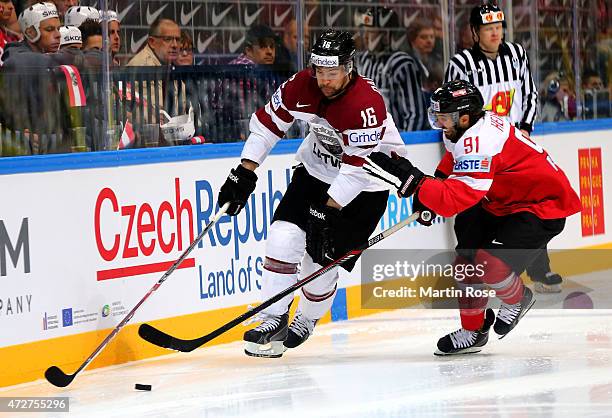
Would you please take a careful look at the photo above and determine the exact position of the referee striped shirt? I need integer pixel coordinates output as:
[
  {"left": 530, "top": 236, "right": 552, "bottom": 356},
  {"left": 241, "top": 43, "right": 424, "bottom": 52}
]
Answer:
[
  {"left": 356, "top": 50, "right": 428, "bottom": 131},
  {"left": 445, "top": 42, "right": 538, "bottom": 132}
]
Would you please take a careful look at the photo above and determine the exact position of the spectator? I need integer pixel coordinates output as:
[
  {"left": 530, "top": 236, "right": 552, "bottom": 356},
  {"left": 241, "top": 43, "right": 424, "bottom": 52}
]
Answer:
[
  {"left": 3, "top": 1, "right": 22, "bottom": 42},
  {"left": 101, "top": 10, "right": 121, "bottom": 66},
  {"left": 59, "top": 24, "right": 80, "bottom": 49},
  {"left": 5, "top": 2, "right": 60, "bottom": 57},
  {"left": 176, "top": 30, "right": 193, "bottom": 66},
  {"left": 0, "top": 0, "right": 13, "bottom": 64},
  {"left": 275, "top": 18, "right": 310, "bottom": 73},
  {"left": 354, "top": 6, "right": 429, "bottom": 131},
  {"left": 583, "top": 68, "right": 604, "bottom": 91},
  {"left": 64, "top": 5, "right": 98, "bottom": 28},
  {"left": 457, "top": 22, "right": 474, "bottom": 51},
  {"left": 229, "top": 24, "right": 276, "bottom": 65},
  {"left": 408, "top": 19, "right": 444, "bottom": 93},
  {"left": 79, "top": 19, "right": 101, "bottom": 51},
  {"left": 540, "top": 71, "right": 574, "bottom": 122},
  {"left": 127, "top": 18, "right": 180, "bottom": 66}
]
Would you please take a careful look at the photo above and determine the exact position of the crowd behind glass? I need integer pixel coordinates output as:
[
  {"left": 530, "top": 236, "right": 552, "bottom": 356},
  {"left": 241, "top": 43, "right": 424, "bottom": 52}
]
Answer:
[{"left": 0, "top": 0, "right": 609, "bottom": 156}]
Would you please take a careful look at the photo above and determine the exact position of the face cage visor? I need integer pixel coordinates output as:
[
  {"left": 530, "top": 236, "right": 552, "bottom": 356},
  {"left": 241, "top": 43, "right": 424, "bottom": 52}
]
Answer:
[{"left": 428, "top": 106, "right": 460, "bottom": 130}]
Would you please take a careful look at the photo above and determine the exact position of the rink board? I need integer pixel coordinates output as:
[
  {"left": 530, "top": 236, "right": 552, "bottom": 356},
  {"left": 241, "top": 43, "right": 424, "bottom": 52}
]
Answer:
[{"left": 0, "top": 120, "right": 611, "bottom": 387}]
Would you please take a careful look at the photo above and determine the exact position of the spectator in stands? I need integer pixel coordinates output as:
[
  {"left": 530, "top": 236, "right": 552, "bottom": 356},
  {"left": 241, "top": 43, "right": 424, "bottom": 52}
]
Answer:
[
  {"left": 127, "top": 18, "right": 180, "bottom": 66},
  {"left": 583, "top": 68, "right": 604, "bottom": 91},
  {"left": 51, "top": 0, "right": 78, "bottom": 23},
  {"left": 79, "top": 19, "right": 101, "bottom": 51},
  {"left": 59, "top": 24, "right": 80, "bottom": 49},
  {"left": 229, "top": 24, "right": 276, "bottom": 65},
  {"left": 540, "top": 71, "right": 575, "bottom": 122},
  {"left": 176, "top": 30, "right": 193, "bottom": 66},
  {"left": 408, "top": 19, "right": 444, "bottom": 93},
  {"left": 101, "top": 10, "right": 121, "bottom": 66},
  {"left": 457, "top": 22, "right": 474, "bottom": 50},
  {"left": 275, "top": 18, "right": 310, "bottom": 73},
  {"left": 1, "top": 0, "right": 22, "bottom": 43}
]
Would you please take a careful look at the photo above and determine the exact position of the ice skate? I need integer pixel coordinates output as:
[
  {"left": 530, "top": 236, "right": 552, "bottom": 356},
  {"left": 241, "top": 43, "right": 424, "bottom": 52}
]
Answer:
[
  {"left": 284, "top": 312, "right": 318, "bottom": 349},
  {"left": 532, "top": 272, "right": 563, "bottom": 293},
  {"left": 244, "top": 313, "right": 288, "bottom": 358},
  {"left": 435, "top": 309, "right": 495, "bottom": 356},
  {"left": 494, "top": 286, "right": 535, "bottom": 338}
]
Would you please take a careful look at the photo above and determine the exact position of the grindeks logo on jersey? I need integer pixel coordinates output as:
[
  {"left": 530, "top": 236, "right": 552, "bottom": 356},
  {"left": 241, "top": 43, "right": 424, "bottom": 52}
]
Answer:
[
  {"left": 453, "top": 155, "right": 491, "bottom": 173},
  {"left": 346, "top": 127, "right": 382, "bottom": 145}
]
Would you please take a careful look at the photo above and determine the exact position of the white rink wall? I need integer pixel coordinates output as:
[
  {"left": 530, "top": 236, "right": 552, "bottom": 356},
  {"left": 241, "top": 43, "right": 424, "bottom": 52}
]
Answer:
[{"left": 0, "top": 119, "right": 610, "bottom": 385}]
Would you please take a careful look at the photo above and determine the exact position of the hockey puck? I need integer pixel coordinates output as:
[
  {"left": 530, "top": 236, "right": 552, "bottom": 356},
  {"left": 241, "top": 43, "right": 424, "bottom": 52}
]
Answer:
[{"left": 135, "top": 383, "right": 152, "bottom": 391}]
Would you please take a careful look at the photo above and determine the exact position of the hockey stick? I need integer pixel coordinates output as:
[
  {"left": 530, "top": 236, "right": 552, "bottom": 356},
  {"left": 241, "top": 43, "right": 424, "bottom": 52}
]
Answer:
[
  {"left": 44, "top": 203, "right": 230, "bottom": 387},
  {"left": 138, "top": 210, "right": 424, "bottom": 353}
]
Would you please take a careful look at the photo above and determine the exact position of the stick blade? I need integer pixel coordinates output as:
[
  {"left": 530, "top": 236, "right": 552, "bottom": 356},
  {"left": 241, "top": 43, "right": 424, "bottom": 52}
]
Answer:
[
  {"left": 45, "top": 366, "right": 75, "bottom": 387},
  {"left": 138, "top": 323, "right": 205, "bottom": 352}
]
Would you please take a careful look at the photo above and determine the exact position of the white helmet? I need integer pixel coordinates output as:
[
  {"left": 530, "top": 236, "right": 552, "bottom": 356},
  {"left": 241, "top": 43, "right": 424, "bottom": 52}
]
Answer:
[
  {"left": 19, "top": 2, "right": 59, "bottom": 43},
  {"left": 160, "top": 107, "right": 195, "bottom": 143},
  {"left": 64, "top": 6, "right": 100, "bottom": 27},
  {"left": 100, "top": 10, "right": 119, "bottom": 23},
  {"left": 60, "top": 25, "right": 82, "bottom": 46}
]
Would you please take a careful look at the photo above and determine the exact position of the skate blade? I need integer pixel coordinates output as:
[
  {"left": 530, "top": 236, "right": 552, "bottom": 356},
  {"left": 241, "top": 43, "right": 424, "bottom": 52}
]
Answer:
[
  {"left": 498, "top": 298, "right": 536, "bottom": 340},
  {"left": 434, "top": 346, "right": 483, "bottom": 356},
  {"left": 244, "top": 341, "right": 286, "bottom": 358},
  {"left": 534, "top": 282, "right": 562, "bottom": 294}
]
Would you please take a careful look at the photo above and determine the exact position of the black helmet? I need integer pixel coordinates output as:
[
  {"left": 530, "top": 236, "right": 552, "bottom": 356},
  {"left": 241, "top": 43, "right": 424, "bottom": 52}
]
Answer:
[
  {"left": 310, "top": 30, "right": 356, "bottom": 68},
  {"left": 470, "top": 2, "right": 506, "bottom": 31},
  {"left": 428, "top": 80, "right": 484, "bottom": 134}
]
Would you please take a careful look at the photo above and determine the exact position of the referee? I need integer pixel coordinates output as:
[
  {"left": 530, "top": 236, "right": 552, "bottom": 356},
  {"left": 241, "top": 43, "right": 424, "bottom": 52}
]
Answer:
[
  {"left": 441, "top": 2, "right": 562, "bottom": 293},
  {"left": 354, "top": 7, "right": 429, "bottom": 131}
]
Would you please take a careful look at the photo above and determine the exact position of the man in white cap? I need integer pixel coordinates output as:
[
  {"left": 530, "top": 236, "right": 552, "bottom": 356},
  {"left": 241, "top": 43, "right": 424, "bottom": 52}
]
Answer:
[
  {"left": 63, "top": 5, "right": 99, "bottom": 28},
  {"left": 2, "top": 2, "right": 61, "bottom": 67},
  {"left": 59, "top": 24, "right": 80, "bottom": 49}
]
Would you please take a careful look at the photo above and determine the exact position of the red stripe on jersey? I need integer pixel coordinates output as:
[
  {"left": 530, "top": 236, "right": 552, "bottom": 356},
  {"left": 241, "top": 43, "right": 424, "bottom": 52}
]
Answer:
[
  {"left": 272, "top": 102, "right": 293, "bottom": 124},
  {"left": 342, "top": 154, "right": 365, "bottom": 167},
  {"left": 255, "top": 107, "right": 285, "bottom": 138}
]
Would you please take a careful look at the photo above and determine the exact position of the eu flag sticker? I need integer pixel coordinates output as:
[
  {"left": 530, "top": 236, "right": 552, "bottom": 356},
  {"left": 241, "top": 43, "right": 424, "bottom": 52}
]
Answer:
[{"left": 62, "top": 308, "right": 73, "bottom": 327}]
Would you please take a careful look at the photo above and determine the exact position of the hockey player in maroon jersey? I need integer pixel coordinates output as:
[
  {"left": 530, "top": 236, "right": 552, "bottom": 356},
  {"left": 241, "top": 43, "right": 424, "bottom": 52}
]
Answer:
[
  {"left": 217, "top": 30, "right": 406, "bottom": 357},
  {"left": 364, "top": 80, "right": 581, "bottom": 355}
]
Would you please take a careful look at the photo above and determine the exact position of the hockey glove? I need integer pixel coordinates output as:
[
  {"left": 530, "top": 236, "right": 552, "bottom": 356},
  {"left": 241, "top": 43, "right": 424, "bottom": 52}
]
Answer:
[
  {"left": 218, "top": 164, "right": 258, "bottom": 216},
  {"left": 364, "top": 152, "right": 427, "bottom": 197},
  {"left": 305, "top": 204, "right": 343, "bottom": 266},
  {"left": 412, "top": 192, "right": 436, "bottom": 227}
]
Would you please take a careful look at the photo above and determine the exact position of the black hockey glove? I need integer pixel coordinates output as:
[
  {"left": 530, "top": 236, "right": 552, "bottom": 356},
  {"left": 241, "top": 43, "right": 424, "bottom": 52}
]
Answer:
[
  {"left": 218, "top": 164, "right": 258, "bottom": 216},
  {"left": 412, "top": 192, "right": 436, "bottom": 227},
  {"left": 305, "top": 204, "right": 344, "bottom": 266},
  {"left": 364, "top": 152, "right": 427, "bottom": 197}
]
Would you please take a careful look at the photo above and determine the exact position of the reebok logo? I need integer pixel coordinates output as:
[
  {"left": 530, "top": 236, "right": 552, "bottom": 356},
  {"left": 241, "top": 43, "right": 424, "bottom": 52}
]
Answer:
[
  {"left": 181, "top": 5, "right": 201, "bottom": 26},
  {"left": 244, "top": 6, "right": 264, "bottom": 26},
  {"left": 309, "top": 208, "right": 326, "bottom": 221},
  {"left": 274, "top": 7, "right": 292, "bottom": 27},
  {"left": 146, "top": 4, "right": 168, "bottom": 26},
  {"left": 212, "top": 5, "right": 233, "bottom": 26}
]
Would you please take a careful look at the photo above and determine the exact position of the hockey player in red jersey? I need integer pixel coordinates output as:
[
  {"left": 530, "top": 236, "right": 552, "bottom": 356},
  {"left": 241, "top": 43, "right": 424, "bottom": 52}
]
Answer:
[
  {"left": 217, "top": 30, "right": 406, "bottom": 357},
  {"left": 364, "top": 80, "right": 580, "bottom": 355}
]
